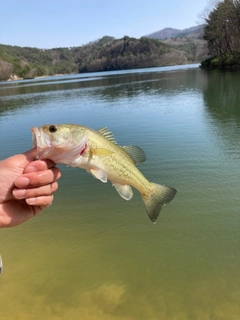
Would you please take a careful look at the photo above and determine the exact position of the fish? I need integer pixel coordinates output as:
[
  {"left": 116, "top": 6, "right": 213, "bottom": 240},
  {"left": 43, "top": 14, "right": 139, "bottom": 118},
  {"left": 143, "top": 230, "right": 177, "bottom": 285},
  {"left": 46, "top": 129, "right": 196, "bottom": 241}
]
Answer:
[{"left": 31, "top": 124, "right": 177, "bottom": 222}]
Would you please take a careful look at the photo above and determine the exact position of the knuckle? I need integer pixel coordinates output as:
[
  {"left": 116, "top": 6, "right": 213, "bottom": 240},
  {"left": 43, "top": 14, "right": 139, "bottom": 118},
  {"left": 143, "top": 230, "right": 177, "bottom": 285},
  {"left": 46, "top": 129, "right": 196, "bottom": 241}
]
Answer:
[
  {"left": 52, "top": 167, "right": 61, "bottom": 180},
  {"left": 37, "top": 171, "right": 54, "bottom": 185},
  {"left": 47, "top": 182, "right": 58, "bottom": 195},
  {"left": 52, "top": 182, "right": 59, "bottom": 192},
  {"left": 34, "top": 172, "right": 48, "bottom": 185},
  {"left": 36, "top": 195, "right": 54, "bottom": 207},
  {"left": 29, "top": 167, "right": 61, "bottom": 186}
]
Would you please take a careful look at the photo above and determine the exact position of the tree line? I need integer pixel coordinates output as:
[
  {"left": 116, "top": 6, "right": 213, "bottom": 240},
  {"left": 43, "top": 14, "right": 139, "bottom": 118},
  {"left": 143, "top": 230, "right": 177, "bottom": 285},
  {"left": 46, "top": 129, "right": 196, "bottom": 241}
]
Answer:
[
  {"left": 202, "top": 0, "right": 240, "bottom": 68},
  {"left": 0, "top": 33, "right": 206, "bottom": 81}
]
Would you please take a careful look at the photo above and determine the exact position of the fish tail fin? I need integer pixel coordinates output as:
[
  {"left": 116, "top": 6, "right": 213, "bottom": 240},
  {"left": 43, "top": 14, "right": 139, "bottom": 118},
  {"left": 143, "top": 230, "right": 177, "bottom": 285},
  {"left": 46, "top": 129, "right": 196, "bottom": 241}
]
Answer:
[{"left": 142, "top": 183, "right": 177, "bottom": 223}]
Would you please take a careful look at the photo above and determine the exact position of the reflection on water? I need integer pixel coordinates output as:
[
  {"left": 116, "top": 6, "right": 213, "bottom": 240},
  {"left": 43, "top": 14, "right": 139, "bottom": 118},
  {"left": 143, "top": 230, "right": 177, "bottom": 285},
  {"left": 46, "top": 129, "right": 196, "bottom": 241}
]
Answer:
[
  {"left": 203, "top": 70, "right": 240, "bottom": 159},
  {"left": 1, "top": 65, "right": 240, "bottom": 319}
]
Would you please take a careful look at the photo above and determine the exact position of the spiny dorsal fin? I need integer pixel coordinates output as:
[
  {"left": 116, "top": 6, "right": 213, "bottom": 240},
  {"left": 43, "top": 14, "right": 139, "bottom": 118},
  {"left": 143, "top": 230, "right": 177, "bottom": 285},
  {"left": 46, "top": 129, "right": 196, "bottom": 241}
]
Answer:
[
  {"left": 98, "top": 127, "right": 117, "bottom": 144},
  {"left": 121, "top": 146, "right": 146, "bottom": 165}
]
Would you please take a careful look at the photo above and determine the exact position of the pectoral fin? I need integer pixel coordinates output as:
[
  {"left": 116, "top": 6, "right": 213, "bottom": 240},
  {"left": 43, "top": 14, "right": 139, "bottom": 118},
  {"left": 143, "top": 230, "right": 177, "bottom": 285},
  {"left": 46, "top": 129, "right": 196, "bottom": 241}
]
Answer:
[
  {"left": 89, "top": 169, "right": 107, "bottom": 183},
  {"left": 90, "top": 148, "right": 113, "bottom": 157},
  {"left": 113, "top": 184, "right": 133, "bottom": 200}
]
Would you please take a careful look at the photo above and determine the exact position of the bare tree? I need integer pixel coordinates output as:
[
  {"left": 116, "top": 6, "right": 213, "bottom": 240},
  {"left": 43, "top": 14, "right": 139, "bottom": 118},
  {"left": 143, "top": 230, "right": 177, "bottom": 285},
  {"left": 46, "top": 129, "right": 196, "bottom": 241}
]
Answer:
[
  {"left": 0, "top": 60, "right": 13, "bottom": 81},
  {"left": 197, "top": 0, "right": 221, "bottom": 24}
]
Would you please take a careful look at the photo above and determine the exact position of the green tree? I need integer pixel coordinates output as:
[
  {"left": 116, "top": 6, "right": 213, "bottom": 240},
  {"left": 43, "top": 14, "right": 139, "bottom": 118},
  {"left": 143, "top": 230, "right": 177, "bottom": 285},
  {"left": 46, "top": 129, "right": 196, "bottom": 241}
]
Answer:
[{"left": 203, "top": 0, "right": 240, "bottom": 58}]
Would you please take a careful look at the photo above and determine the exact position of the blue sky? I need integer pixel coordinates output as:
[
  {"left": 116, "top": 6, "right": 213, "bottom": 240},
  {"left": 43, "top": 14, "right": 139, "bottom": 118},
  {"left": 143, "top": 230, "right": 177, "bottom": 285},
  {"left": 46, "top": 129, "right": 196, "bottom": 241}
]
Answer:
[{"left": 1, "top": 0, "right": 208, "bottom": 49}]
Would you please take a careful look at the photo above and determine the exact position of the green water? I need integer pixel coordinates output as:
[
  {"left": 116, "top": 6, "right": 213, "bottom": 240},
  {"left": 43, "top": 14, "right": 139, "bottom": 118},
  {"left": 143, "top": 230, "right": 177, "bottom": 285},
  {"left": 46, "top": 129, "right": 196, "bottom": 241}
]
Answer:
[{"left": 1, "top": 65, "right": 240, "bottom": 319}]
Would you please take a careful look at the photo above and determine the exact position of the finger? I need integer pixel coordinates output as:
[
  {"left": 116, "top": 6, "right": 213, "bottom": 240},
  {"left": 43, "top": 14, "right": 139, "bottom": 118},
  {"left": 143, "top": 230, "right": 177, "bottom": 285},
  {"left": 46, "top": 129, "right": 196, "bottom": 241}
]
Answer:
[
  {"left": 23, "top": 148, "right": 37, "bottom": 161},
  {"left": 26, "top": 194, "right": 54, "bottom": 207},
  {"left": 24, "top": 159, "right": 56, "bottom": 174},
  {"left": 2, "top": 148, "right": 37, "bottom": 172},
  {"left": 15, "top": 167, "right": 61, "bottom": 188},
  {"left": 13, "top": 182, "right": 58, "bottom": 200}
]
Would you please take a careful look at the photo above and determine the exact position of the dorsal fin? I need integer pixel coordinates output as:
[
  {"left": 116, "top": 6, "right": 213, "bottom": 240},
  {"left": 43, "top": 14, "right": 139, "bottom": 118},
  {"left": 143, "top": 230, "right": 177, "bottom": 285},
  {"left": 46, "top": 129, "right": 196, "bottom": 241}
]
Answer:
[
  {"left": 121, "top": 146, "right": 146, "bottom": 165},
  {"left": 98, "top": 127, "right": 117, "bottom": 144}
]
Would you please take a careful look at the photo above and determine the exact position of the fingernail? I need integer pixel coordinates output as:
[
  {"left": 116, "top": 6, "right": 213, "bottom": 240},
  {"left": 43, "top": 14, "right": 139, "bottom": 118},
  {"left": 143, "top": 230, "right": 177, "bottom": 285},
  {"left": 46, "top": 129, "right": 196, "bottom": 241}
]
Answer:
[
  {"left": 13, "top": 189, "right": 26, "bottom": 199},
  {"left": 15, "top": 177, "right": 30, "bottom": 188},
  {"left": 26, "top": 198, "right": 36, "bottom": 205}
]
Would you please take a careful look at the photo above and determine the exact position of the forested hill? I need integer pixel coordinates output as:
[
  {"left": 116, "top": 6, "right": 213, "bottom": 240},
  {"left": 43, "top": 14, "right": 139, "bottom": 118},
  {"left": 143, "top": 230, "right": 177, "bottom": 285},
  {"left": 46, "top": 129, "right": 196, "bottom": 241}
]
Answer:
[{"left": 0, "top": 34, "right": 206, "bottom": 81}]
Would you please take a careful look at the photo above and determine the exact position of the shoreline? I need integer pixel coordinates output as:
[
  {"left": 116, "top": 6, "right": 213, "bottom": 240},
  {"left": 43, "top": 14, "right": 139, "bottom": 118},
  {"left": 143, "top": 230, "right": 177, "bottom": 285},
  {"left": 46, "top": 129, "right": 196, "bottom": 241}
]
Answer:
[{"left": 7, "top": 73, "right": 78, "bottom": 82}]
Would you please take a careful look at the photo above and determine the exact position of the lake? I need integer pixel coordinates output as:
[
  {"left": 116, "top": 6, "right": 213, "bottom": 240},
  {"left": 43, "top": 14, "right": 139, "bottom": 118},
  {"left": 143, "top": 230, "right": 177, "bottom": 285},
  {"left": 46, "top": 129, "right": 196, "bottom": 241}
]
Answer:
[{"left": 1, "top": 64, "right": 240, "bottom": 320}]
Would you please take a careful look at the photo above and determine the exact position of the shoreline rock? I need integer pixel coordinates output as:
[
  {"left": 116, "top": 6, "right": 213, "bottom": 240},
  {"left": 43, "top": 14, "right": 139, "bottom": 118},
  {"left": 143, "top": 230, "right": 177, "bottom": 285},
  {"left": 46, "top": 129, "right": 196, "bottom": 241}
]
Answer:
[{"left": 7, "top": 74, "right": 23, "bottom": 81}]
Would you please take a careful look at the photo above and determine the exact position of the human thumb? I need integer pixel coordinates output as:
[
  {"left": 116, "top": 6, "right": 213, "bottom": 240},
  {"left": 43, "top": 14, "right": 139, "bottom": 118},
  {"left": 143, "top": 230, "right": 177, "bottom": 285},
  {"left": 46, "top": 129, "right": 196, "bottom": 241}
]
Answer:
[{"left": 23, "top": 148, "right": 37, "bottom": 162}]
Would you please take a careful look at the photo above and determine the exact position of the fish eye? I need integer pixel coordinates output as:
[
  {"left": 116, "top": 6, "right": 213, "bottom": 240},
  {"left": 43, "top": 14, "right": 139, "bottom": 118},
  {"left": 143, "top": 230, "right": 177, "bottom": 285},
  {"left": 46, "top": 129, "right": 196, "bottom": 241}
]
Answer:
[{"left": 49, "top": 125, "right": 57, "bottom": 133}]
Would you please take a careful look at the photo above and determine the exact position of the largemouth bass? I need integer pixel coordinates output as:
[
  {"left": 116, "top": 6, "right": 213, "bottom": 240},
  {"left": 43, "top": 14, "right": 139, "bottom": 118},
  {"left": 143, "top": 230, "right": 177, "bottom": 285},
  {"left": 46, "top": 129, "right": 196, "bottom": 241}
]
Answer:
[{"left": 31, "top": 124, "right": 177, "bottom": 222}]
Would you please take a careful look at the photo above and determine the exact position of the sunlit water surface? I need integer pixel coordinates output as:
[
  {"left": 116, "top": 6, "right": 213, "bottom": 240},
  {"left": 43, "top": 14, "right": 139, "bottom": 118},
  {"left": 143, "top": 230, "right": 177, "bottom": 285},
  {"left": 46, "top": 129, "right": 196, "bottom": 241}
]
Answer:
[{"left": 1, "top": 64, "right": 240, "bottom": 319}]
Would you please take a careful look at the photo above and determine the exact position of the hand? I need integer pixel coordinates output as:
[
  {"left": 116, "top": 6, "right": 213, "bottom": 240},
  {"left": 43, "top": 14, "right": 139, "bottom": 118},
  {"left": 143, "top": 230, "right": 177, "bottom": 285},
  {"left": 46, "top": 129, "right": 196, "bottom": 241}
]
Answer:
[{"left": 0, "top": 149, "right": 61, "bottom": 228}]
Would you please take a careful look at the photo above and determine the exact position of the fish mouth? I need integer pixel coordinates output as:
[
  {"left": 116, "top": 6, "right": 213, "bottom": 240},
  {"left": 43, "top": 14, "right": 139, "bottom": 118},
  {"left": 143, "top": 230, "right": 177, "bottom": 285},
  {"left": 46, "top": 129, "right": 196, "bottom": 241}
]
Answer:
[
  {"left": 31, "top": 126, "right": 88, "bottom": 164},
  {"left": 31, "top": 127, "right": 52, "bottom": 160}
]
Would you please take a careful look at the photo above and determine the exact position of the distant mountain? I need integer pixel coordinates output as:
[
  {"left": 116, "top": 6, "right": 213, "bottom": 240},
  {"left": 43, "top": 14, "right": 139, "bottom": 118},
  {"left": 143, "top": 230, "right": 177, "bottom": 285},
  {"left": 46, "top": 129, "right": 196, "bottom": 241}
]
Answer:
[
  {"left": 146, "top": 28, "right": 181, "bottom": 40},
  {"left": 177, "top": 25, "right": 205, "bottom": 38},
  {"left": 145, "top": 25, "right": 207, "bottom": 63},
  {"left": 146, "top": 25, "right": 205, "bottom": 40}
]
